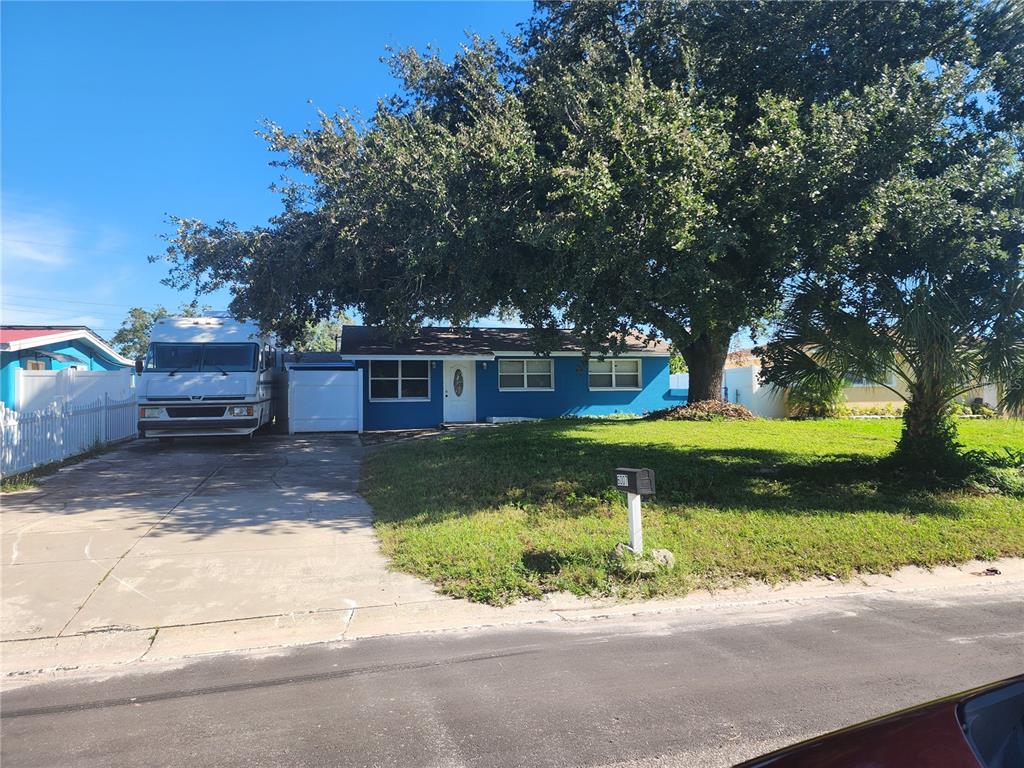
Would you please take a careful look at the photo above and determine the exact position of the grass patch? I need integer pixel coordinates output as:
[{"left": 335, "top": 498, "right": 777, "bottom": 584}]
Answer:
[
  {"left": 362, "top": 418, "right": 1024, "bottom": 605},
  {"left": 1, "top": 473, "right": 39, "bottom": 492},
  {"left": 1, "top": 440, "right": 110, "bottom": 493}
]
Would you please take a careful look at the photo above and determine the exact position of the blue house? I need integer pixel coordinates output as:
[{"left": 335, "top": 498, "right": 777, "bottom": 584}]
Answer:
[
  {"left": 0, "top": 325, "right": 133, "bottom": 409},
  {"left": 337, "top": 326, "right": 684, "bottom": 430}
]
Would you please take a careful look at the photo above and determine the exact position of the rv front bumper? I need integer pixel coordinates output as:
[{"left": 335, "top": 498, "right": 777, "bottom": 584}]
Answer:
[{"left": 139, "top": 417, "right": 259, "bottom": 434}]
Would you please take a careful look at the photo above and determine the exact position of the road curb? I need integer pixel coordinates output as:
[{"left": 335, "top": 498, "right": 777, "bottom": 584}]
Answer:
[{"left": 4, "top": 558, "right": 1021, "bottom": 689}]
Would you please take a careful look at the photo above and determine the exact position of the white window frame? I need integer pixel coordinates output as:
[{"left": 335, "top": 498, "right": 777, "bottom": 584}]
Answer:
[
  {"left": 588, "top": 358, "right": 643, "bottom": 391},
  {"left": 497, "top": 358, "right": 555, "bottom": 391},
  {"left": 847, "top": 373, "right": 897, "bottom": 388},
  {"left": 369, "top": 359, "right": 431, "bottom": 402}
]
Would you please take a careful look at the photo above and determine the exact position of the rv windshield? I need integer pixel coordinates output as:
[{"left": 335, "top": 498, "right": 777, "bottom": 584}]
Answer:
[
  {"left": 202, "top": 344, "right": 259, "bottom": 372},
  {"left": 146, "top": 343, "right": 258, "bottom": 372}
]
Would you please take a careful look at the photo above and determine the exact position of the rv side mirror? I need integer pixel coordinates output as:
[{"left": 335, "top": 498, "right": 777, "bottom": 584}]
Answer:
[{"left": 135, "top": 358, "right": 144, "bottom": 375}]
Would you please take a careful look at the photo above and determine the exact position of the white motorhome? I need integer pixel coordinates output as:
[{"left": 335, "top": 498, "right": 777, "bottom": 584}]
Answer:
[{"left": 136, "top": 315, "right": 277, "bottom": 439}]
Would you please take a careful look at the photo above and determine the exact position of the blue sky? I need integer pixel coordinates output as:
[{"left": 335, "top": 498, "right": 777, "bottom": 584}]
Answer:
[{"left": 2, "top": 1, "right": 531, "bottom": 337}]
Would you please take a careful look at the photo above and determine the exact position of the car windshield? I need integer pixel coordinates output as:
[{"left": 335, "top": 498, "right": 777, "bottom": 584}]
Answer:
[
  {"left": 146, "top": 343, "right": 258, "bottom": 372},
  {"left": 960, "top": 680, "right": 1024, "bottom": 768}
]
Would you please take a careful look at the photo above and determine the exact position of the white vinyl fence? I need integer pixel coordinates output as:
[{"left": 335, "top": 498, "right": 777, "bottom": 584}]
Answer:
[
  {"left": 669, "top": 366, "right": 787, "bottom": 418},
  {"left": 669, "top": 373, "right": 689, "bottom": 391},
  {"left": 16, "top": 367, "right": 134, "bottom": 412},
  {"left": 1, "top": 395, "right": 137, "bottom": 477}
]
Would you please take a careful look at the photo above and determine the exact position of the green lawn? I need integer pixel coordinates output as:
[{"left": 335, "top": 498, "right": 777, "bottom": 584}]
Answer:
[{"left": 362, "top": 419, "right": 1024, "bottom": 605}]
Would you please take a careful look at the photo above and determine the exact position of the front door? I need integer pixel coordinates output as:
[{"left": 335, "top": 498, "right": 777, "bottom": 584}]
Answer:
[{"left": 443, "top": 360, "right": 476, "bottom": 423}]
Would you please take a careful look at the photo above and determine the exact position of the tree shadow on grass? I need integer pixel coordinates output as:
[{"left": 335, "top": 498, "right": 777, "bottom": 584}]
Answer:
[{"left": 366, "top": 419, "right": 973, "bottom": 524}]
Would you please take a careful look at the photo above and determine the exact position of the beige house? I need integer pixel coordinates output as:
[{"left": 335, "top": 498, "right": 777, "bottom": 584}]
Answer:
[{"left": 723, "top": 349, "right": 1004, "bottom": 418}]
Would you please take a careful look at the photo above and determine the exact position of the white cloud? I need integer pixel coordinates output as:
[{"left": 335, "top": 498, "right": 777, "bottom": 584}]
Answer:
[
  {"left": 1, "top": 210, "right": 73, "bottom": 267},
  {"left": 0, "top": 202, "right": 134, "bottom": 338}
]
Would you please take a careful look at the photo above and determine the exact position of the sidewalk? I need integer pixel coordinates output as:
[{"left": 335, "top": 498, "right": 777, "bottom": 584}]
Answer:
[{"left": 5, "top": 557, "right": 1022, "bottom": 688}]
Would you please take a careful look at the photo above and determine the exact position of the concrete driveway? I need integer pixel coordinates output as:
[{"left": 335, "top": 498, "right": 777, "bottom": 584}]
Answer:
[{"left": 1, "top": 435, "right": 447, "bottom": 670}]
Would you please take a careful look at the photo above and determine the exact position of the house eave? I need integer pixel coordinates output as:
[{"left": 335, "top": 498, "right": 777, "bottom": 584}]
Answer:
[
  {"left": 0, "top": 330, "right": 134, "bottom": 366},
  {"left": 491, "top": 350, "right": 668, "bottom": 357},
  {"left": 342, "top": 354, "right": 495, "bottom": 361}
]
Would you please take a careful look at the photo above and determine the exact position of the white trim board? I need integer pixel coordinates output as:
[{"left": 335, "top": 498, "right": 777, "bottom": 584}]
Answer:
[
  {"left": 343, "top": 354, "right": 493, "bottom": 361},
  {"left": 491, "top": 350, "right": 667, "bottom": 358},
  {"left": 1, "top": 329, "right": 134, "bottom": 367},
  {"left": 343, "top": 351, "right": 668, "bottom": 360}
]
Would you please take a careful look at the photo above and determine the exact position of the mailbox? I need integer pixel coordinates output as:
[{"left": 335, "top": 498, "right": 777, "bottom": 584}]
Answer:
[{"left": 613, "top": 467, "right": 656, "bottom": 496}]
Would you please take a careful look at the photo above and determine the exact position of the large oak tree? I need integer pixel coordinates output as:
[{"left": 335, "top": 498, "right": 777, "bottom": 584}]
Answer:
[{"left": 157, "top": 0, "right": 1018, "bottom": 401}]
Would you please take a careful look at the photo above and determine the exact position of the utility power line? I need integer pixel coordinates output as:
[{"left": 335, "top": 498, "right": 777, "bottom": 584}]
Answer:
[
  {"left": 2, "top": 292, "right": 138, "bottom": 308},
  {"left": 2, "top": 236, "right": 160, "bottom": 255},
  {"left": 2, "top": 302, "right": 131, "bottom": 319}
]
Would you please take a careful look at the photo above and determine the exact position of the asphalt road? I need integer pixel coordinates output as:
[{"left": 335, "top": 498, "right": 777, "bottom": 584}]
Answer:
[{"left": 3, "top": 582, "right": 1022, "bottom": 768}]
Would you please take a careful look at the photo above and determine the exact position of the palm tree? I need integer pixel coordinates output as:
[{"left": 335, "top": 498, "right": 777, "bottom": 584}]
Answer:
[
  {"left": 761, "top": 269, "right": 1023, "bottom": 472},
  {"left": 761, "top": 90, "right": 1023, "bottom": 472}
]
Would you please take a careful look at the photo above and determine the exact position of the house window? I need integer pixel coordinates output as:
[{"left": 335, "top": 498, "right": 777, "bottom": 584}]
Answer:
[
  {"left": 25, "top": 360, "right": 46, "bottom": 371},
  {"left": 848, "top": 373, "right": 896, "bottom": 387},
  {"left": 498, "top": 359, "right": 553, "bottom": 390},
  {"left": 589, "top": 359, "right": 642, "bottom": 390},
  {"left": 369, "top": 360, "right": 430, "bottom": 400}
]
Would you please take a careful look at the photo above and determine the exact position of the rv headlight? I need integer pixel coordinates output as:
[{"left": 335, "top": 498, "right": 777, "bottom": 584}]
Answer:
[
  {"left": 229, "top": 406, "right": 254, "bottom": 417},
  {"left": 140, "top": 407, "right": 163, "bottom": 418}
]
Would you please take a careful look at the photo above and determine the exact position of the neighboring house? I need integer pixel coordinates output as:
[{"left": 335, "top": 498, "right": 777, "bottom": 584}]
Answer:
[
  {"left": 724, "top": 348, "right": 1004, "bottom": 417},
  {"left": 0, "top": 325, "right": 134, "bottom": 409},
  {"left": 839, "top": 374, "right": 1001, "bottom": 414},
  {"left": 332, "top": 325, "right": 683, "bottom": 430},
  {"left": 724, "top": 348, "right": 762, "bottom": 369}
]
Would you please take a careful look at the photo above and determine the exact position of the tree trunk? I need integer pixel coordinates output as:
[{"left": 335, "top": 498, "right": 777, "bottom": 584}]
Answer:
[
  {"left": 893, "top": 385, "right": 960, "bottom": 472},
  {"left": 678, "top": 331, "right": 731, "bottom": 404}
]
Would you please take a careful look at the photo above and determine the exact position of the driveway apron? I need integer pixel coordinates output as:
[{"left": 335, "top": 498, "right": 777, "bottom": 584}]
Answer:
[{"left": 1, "top": 435, "right": 439, "bottom": 644}]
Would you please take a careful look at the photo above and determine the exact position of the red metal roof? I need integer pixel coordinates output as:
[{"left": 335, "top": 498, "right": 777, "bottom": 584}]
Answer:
[{"left": 0, "top": 326, "right": 90, "bottom": 344}]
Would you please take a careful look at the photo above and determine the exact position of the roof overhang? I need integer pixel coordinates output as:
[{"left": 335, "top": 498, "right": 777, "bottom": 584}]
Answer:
[
  {"left": 491, "top": 350, "right": 668, "bottom": 357},
  {"left": 335, "top": 325, "right": 672, "bottom": 359},
  {"left": 0, "top": 329, "right": 134, "bottom": 367},
  {"left": 342, "top": 350, "right": 668, "bottom": 360},
  {"left": 341, "top": 354, "right": 495, "bottom": 361}
]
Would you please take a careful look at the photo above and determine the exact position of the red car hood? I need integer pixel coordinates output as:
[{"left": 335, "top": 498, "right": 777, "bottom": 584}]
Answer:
[{"left": 737, "top": 675, "right": 1024, "bottom": 768}]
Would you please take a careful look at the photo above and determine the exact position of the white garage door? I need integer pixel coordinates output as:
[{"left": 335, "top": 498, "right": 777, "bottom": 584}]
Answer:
[{"left": 287, "top": 367, "right": 363, "bottom": 433}]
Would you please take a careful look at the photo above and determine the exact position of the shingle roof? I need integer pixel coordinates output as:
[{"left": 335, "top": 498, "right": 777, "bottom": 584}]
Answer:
[{"left": 337, "top": 326, "right": 670, "bottom": 357}]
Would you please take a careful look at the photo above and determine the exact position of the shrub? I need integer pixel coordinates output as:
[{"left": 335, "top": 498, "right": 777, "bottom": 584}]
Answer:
[
  {"left": 787, "top": 376, "right": 846, "bottom": 419},
  {"left": 969, "top": 399, "right": 998, "bottom": 419},
  {"left": 840, "top": 403, "right": 906, "bottom": 418},
  {"left": 647, "top": 400, "right": 757, "bottom": 421},
  {"left": 959, "top": 447, "right": 1024, "bottom": 495},
  {"left": 950, "top": 402, "right": 973, "bottom": 416},
  {"left": 948, "top": 400, "right": 998, "bottom": 419}
]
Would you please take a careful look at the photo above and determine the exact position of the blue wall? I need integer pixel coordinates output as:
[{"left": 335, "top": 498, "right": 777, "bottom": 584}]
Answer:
[
  {"left": 1, "top": 339, "right": 126, "bottom": 408},
  {"left": 355, "top": 360, "right": 445, "bottom": 430},
  {"left": 357, "top": 355, "right": 683, "bottom": 429},
  {"left": 476, "top": 356, "right": 683, "bottom": 419}
]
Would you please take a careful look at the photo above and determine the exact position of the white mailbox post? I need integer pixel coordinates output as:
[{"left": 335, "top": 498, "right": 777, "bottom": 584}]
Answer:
[{"left": 613, "top": 467, "right": 656, "bottom": 555}]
